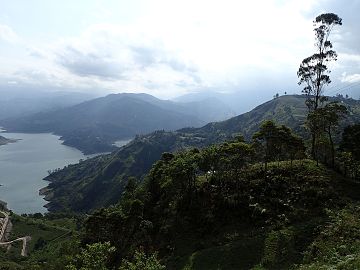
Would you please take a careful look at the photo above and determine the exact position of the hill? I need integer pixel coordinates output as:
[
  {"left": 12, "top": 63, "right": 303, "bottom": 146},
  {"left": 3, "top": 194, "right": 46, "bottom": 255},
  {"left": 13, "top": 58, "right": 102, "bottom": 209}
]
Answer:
[
  {"left": 0, "top": 93, "right": 234, "bottom": 154},
  {"left": 81, "top": 145, "right": 360, "bottom": 269},
  {"left": 42, "top": 95, "right": 360, "bottom": 212},
  {"left": 0, "top": 93, "right": 206, "bottom": 154}
]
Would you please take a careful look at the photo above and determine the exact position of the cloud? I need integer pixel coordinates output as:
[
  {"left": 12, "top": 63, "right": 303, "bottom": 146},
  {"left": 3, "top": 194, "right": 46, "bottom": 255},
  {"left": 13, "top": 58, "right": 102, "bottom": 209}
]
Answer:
[
  {"left": 0, "top": 24, "right": 20, "bottom": 43},
  {"left": 51, "top": 24, "right": 201, "bottom": 92},
  {"left": 1, "top": 0, "right": 359, "bottom": 99},
  {"left": 57, "top": 46, "right": 125, "bottom": 79},
  {"left": 341, "top": 72, "right": 360, "bottom": 83}
]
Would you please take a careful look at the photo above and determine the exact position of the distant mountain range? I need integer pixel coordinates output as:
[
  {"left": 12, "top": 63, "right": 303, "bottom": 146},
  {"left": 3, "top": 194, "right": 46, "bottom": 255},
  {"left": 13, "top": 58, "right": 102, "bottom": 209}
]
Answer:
[
  {"left": 0, "top": 93, "right": 234, "bottom": 154},
  {"left": 42, "top": 95, "right": 360, "bottom": 212},
  {"left": 0, "top": 90, "right": 96, "bottom": 120}
]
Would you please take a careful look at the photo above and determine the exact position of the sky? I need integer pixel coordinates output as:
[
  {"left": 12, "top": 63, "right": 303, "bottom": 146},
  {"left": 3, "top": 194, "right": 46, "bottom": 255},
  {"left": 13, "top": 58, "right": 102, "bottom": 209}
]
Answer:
[{"left": 0, "top": 0, "right": 359, "bottom": 100}]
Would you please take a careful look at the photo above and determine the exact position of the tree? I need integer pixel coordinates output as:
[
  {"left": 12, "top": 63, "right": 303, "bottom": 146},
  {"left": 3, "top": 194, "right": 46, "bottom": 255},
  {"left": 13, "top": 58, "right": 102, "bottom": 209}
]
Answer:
[
  {"left": 252, "top": 121, "right": 304, "bottom": 169},
  {"left": 253, "top": 120, "right": 280, "bottom": 170},
  {"left": 119, "top": 250, "right": 165, "bottom": 270},
  {"left": 297, "top": 13, "right": 342, "bottom": 158},
  {"left": 339, "top": 124, "right": 360, "bottom": 179},
  {"left": 340, "top": 124, "right": 360, "bottom": 160},
  {"left": 321, "top": 102, "right": 348, "bottom": 167},
  {"left": 307, "top": 102, "right": 347, "bottom": 166},
  {"left": 66, "top": 242, "right": 115, "bottom": 270}
]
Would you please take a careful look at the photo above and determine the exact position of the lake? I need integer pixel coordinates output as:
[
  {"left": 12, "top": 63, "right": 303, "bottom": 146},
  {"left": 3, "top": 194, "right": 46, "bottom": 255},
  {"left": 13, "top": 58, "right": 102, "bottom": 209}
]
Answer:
[{"left": 0, "top": 132, "right": 91, "bottom": 214}]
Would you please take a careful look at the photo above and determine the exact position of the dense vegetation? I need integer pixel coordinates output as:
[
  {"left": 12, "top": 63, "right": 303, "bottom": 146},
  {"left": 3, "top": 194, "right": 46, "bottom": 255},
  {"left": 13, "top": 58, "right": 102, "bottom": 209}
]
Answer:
[{"left": 42, "top": 95, "right": 360, "bottom": 213}]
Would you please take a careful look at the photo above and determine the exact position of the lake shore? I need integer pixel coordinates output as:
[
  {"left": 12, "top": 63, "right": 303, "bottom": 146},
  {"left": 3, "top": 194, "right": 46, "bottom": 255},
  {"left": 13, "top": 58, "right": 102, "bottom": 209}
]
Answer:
[
  {"left": 0, "top": 132, "right": 89, "bottom": 214},
  {"left": 0, "top": 135, "right": 19, "bottom": 146}
]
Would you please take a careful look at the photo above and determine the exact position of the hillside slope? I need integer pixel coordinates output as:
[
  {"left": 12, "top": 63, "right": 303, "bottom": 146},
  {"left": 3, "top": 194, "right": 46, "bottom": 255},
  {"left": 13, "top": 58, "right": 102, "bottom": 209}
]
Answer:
[{"left": 42, "top": 95, "right": 360, "bottom": 212}]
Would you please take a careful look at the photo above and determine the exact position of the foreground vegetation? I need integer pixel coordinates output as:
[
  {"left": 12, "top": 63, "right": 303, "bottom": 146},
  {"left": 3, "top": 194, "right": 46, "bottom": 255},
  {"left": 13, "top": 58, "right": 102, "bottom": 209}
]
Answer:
[{"left": 1, "top": 119, "right": 360, "bottom": 269}]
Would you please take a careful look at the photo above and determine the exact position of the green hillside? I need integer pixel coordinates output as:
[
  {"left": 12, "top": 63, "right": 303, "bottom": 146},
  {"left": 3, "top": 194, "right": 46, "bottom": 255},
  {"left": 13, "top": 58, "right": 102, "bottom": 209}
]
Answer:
[
  {"left": 75, "top": 127, "right": 360, "bottom": 269},
  {"left": 42, "top": 95, "right": 360, "bottom": 213}
]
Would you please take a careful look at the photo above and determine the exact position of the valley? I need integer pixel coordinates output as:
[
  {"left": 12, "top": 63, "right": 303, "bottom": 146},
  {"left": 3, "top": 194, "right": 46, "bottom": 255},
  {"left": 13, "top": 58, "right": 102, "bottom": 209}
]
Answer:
[{"left": 1, "top": 5, "right": 360, "bottom": 268}]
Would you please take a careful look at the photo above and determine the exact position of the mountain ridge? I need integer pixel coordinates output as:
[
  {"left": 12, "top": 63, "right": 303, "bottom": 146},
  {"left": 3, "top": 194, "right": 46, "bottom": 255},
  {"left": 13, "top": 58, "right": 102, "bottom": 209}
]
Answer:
[{"left": 0, "top": 93, "right": 234, "bottom": 154}]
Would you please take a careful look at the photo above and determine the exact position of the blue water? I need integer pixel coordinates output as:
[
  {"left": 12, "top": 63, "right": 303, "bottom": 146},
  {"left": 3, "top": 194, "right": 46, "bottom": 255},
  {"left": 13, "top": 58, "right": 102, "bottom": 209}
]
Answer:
[{"left": 0, "top": 133, "right": 89, "bottom": 214}]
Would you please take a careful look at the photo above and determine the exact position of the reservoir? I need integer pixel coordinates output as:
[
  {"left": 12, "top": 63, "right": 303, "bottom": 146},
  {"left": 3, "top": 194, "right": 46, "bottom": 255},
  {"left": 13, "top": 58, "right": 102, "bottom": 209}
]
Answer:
[{"left": 0, "top": 133, "right": 90, "bottom": 214}]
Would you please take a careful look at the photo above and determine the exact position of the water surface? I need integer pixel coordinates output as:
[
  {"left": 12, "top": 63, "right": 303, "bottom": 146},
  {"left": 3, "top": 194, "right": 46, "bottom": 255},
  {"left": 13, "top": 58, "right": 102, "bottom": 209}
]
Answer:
[{"left": 0, "top": 133, "right": 89, "bottom": 214}]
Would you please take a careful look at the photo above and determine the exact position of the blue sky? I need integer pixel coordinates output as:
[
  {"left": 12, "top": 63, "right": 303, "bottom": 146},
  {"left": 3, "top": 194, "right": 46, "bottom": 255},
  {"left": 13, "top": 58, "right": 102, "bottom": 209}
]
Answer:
[{"left": 0, "top": 0, "right": 359, "bottom": 99}]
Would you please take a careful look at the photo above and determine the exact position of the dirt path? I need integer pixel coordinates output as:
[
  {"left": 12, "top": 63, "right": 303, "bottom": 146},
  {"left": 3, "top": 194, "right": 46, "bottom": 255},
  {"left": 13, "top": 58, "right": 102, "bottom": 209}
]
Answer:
[
  {"left": 0, "top": 211, "right": 31, "bottom": 256},
  {"left": 0, "top": 211, "right": 9, "bottom": 242}
]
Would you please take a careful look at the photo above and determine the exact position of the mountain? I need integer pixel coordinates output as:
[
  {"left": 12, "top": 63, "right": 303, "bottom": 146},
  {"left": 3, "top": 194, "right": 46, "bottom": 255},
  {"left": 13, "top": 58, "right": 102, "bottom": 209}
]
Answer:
[
  {"left": 0, "top": 93, "right": 206, "bottom": 154},
  {"left": 174, "top": 89, "right": 276, "bottom": 115},
  {"left": 105, "top": 93, "right": 235, "bottom": 123},
  {"left": 0, "top": 90, "right": 96, "bottom": 120},
  {"left": 1, "top": 93, "right": 235, "bottom": 154}
]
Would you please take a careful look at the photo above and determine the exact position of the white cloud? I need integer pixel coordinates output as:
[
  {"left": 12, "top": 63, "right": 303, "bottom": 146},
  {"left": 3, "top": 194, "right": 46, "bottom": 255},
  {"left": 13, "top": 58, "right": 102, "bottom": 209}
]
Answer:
[
  {"left": 0, "top": 0, "right": 358, "bottom": 98},
  {"left": 341, "top": 72, "right": 360, "bottom": 83},
  {"left": 0, "top": 24, "right": 20, "bottom": 43}
]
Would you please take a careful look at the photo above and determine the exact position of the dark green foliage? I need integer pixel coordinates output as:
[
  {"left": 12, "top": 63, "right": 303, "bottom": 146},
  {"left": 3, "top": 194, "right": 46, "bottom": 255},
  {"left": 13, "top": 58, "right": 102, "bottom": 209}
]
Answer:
[
  {"left": 253, "top": 120, "right": 305, "bottom": 169},
  {"left": 298, "top": 206, "right": 360, "bottom": 269},
  {"left": 262, "top": 228, "right": 296, "bottom": 269},
  {"left": 307, "top": 102, "right": 348, "bottom": 166},
  {"left": 338, "top": 124, "right": 360, "bottom": 179},
  {"left": 81, "top": 134, "right": 347, "bottom": 269},
  {"left": 340, "top": 124, "right": 360, "bottom": 160}
]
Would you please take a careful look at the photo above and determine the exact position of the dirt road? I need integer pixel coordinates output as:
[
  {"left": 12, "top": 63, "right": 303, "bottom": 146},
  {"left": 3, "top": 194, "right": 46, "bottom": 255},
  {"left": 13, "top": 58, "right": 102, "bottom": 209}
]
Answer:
[{"left": 0, "top": 211, "right": 31, "bottom": 256}]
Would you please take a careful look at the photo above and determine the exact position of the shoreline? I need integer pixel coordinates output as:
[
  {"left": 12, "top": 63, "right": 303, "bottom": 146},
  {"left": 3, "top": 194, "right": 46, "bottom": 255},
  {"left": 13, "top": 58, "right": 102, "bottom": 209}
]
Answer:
[{"left": 0, "top": 135, "right": 20, "bottom": 146}]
